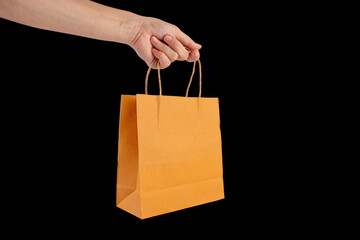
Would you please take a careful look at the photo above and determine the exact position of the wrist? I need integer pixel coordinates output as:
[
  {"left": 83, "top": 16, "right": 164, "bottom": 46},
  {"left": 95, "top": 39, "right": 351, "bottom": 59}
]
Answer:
[{"left": 115, "top": 12, "right": 146, "bottom": 46}]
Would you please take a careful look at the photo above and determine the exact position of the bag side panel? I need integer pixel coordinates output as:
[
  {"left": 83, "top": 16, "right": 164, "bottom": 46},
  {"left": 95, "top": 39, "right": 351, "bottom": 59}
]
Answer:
[{"left": 116, "top": 95, "right": 142, "bottom": 218}]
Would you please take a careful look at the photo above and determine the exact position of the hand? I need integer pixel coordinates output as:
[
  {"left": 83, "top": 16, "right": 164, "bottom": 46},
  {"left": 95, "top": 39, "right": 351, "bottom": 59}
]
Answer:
[
  {"left": 0, "top": 1, "right": 201, "bottom": 69},
  {"left": 126, "top": 17, "right": 202, "bottom": 69}
]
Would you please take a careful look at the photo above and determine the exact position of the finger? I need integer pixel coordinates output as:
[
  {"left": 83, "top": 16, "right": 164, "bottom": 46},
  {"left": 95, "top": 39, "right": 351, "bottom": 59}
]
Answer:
[
  {"left": 151, "top": 36, "right": 178, "bottom": 62},
  {"left": 152, "top": 48, "right": 171, "bottom": 69},
  {"left": 163, "top": 34, "right": 189, "bottom": 61},
  {"left": 175, "top": 28, "right": 202, "bottom": 50},
  {"left": 187, "top": 49, "right": 200, "bottom": 62}
]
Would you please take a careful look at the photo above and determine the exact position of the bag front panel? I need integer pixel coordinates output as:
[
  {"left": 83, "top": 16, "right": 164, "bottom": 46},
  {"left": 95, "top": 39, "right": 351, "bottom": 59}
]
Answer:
[{"left": 136, "top": 94, "right": 223, "bottom": 194}]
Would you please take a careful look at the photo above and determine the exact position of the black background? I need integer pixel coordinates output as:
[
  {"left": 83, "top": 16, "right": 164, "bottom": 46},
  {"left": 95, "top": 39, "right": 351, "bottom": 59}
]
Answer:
[{"left": 1, "top": 1, "right": 311, "bottom": 234}]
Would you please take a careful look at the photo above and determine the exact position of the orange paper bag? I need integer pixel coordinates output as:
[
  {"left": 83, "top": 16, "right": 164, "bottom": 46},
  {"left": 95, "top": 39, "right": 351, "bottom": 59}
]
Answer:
[{"left": 116, "top": 60, "right": 224, "bottom": 219}]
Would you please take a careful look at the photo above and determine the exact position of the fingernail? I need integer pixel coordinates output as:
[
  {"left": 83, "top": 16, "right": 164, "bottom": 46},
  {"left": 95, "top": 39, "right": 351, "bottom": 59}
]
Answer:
[
  {"left": 151, "top": 36, "right": 158, "bottom": 43},
  {"left": 164, "top": 35, "right": 172, "bottom": 42}
]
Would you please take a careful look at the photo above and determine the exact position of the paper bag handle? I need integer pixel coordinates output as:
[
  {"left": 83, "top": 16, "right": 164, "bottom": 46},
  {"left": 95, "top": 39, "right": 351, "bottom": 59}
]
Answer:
[
  {"left": 145, "top": 58, "right": 202, "bottom": 97},
  {"left": 145, "top": 59, "right": 162, "bottom": 95},
  {"left": 185, "top": 59, "right": 202, "bottom": 97}
]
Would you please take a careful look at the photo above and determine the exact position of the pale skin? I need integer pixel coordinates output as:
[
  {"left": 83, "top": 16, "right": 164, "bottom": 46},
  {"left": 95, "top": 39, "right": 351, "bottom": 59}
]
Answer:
[{"left": 0, "top": 0, "right": 201, "bottom": 69}]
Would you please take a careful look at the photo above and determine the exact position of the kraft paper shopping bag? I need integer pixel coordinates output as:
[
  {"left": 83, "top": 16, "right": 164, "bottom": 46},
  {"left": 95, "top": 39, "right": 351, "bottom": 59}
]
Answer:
[{"left": 116, "top": 59, "right": 224, "bottom": 219}]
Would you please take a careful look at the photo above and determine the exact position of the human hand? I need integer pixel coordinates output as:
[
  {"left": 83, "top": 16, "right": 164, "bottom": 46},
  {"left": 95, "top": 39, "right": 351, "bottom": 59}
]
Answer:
[
  {"left": 126, "top": 17, "right": 202, "bottom": 69},
  {"left": 0, "top": 1, "right": 201, "bottom": 69}
]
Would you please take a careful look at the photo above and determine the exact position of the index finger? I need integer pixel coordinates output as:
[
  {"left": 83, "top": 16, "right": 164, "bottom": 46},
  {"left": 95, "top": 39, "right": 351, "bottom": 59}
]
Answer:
[{"left": 175, "top": 28, "right": 202, "bottom": 50}]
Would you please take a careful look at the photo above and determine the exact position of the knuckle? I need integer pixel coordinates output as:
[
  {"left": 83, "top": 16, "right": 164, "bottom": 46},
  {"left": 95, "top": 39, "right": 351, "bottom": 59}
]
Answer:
[
  {"left": 153, "top": 38, "right": 165, "bottom": 51},
  {"left": 158, "top": 42, "right": 166, "bottom": 51},
  {"left": 158, "top": 52, "right": 167, "bottom": 61},
  {"left": 178, "top": 52, "right": 189, "bottom": 60},
  {"left": 170, "top": 52, "right": 178, "bottom": 62},
  {"left": 170, "top": 24, "right": 179, "bottom": 33},
  {"left": 158, "top": 51, "right": 166, "bottom": 59},
  {"left": 161, "top": 60, "right": 170, "bottom": 69}
]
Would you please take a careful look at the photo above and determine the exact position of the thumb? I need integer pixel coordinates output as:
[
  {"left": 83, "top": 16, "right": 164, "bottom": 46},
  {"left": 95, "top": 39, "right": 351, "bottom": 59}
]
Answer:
[{"left": 176, "top": 28, "right": 202, "bottom": 50}]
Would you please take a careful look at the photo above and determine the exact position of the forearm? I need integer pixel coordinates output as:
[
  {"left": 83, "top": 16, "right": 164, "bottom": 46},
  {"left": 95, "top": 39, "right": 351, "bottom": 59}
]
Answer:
[{"left": 0, "top": 0, "right": 142, "bottom": 44}]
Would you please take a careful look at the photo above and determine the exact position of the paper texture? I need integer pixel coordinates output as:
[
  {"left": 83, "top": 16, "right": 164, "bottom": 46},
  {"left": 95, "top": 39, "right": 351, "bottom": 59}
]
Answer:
[{"left": 116, "top": 93, "right": 224, "bottom": 219}]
